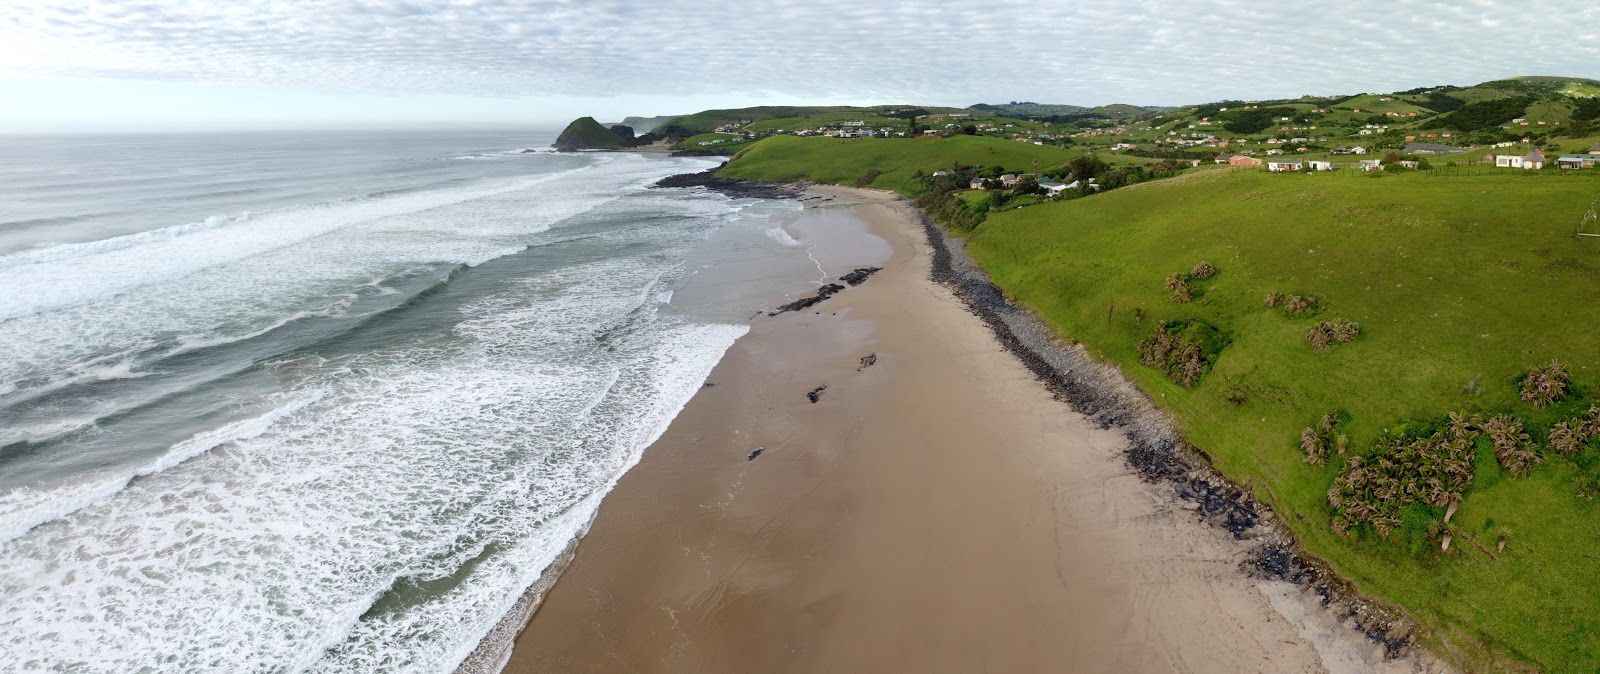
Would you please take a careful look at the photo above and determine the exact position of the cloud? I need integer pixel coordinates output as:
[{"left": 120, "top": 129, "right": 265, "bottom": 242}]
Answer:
[{"left": 2, "top": 0, "right": 1598, "bottom": 107}]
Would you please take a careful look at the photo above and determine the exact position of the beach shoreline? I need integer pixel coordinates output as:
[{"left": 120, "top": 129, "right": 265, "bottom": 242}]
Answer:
[{"left": 489, "top": 185, "right": 1443, "bottom": 673}]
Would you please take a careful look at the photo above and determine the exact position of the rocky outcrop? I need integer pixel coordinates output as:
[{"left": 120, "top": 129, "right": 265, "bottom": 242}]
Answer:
[
  {"left": 653, "top": 164, "right": 804, "bottom": 199},
  {"left": 552, "top": 117, "right": 625, "bottom": 151}
]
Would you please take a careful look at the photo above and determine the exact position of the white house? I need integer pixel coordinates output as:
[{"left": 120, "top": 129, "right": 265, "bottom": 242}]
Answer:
[
  {"left": 1358, "top": 159, "right": 1383, "bottom": 171},
  {"left": 1308, "top": 160, "right": 1338, "bottom": 171},
  {"left": 1039, "top": 181, "right": 1068, "bottom": 196},
  {"left": 1495, "top": 149, "right": 1545, "bottom": 169},
  {"left": 1266, "top": 159, "right": 1304, "bottom": 172},
  {"left": 1350, "top": 146, "right": 1367, "bottom": 155}
]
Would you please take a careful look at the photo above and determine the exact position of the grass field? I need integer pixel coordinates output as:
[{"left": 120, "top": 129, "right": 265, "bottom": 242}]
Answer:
[
  {"left": 960, "top": 169, "right": 1600, "bottom": 672},
  {"left": 711, "top": 94, "right": 1600, "bottom": 669},
  {"left": 719, "top": 135, "right": 1083, "bottom": 194}
]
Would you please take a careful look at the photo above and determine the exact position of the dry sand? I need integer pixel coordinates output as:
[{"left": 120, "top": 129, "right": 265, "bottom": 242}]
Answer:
[{"left": 500, "top": 187, "right": 1441, "bottom": 674}]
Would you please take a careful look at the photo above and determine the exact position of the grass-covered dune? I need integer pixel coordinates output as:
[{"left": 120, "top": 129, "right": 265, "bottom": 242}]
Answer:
[
  {"left": 718, "top": 134, "right": 1600, "bottom": 670},
  {"left": 720, "top": 134, "right": 1082, "bottom": 194},
  {"left": 964, "top": 169, "right": 1600, "bottom": 672}
]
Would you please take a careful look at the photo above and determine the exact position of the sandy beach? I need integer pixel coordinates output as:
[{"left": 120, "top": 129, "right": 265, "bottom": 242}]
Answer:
[{"left": 499, "top": 187, "right": 1439, "bottom": 674}]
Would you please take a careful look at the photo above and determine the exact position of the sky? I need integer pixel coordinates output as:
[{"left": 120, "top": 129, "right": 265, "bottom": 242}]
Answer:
[{"left": 1, "top": 0, "right": 1598, "bottom": 132}]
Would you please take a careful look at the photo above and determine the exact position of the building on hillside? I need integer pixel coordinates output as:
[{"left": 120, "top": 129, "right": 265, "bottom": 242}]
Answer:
[
  {"left": 1350, "top": 146, "right": 1368, "bottom": 155},
  {"left": 932, "top": 170, "right": 949, "bottom": 177},
  {"left": 1266, "top": 148, "right": 1285, "bottom": 155},
  {"left": 1399, "top": 160, "right": 1420, "bottom": 169},
  {"left": 1589, "top": 143, "right": 1600, "bottom": 154},
  {"left": 1358, "top": 159, "right": 1383, "bottom": 171},
  {"left": 1229, "top": 155, "right": 1261, "bottom": 167},
  {"left": 1308, "top": 160, "right": 1338, "bottom": 171},
  {"left": 1266, "top": 159, "right": 1304, "bottom": 172},
  {"left": 1495, "top": 149, "right": 1545, "bottom": 169},
  {"left": 999, "top": 173, "right": 1018, "bottom": 187},
  {"left": 970, "top": 177, "right": 988, "bottom": 189},
  {"left": 1213, "top": 152, "right": 1232, "bottom": 164},
  {"left": 1556, "top": 154, "right": 1600, "bottom": 169},
  {"left": 1040, "top": 181, "right": 1069, "bottom": 196},
  {"left": 1403, "top": 142, "right": 1463, "bottom": 154}
]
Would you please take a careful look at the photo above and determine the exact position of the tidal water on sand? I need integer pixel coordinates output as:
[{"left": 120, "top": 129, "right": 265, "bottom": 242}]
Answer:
[{"left": 0, "top": 131, "right": 817, "bottom": 672}]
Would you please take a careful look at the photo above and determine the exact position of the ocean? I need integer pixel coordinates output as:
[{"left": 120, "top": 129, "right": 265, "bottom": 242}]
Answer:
[{"left": 0, "top": 130, "right": 822, "bottom": 672}]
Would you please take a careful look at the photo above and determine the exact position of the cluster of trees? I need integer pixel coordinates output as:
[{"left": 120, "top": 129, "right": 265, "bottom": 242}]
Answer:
[
  {"left": 1420, "top": 96, "right": 1533, "bottom": 132},
  {"left": 1216, "top": 106, "right": 1306, "bottom": 134}
]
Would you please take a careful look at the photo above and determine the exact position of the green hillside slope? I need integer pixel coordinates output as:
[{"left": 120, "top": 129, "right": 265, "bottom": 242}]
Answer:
[
  {"left": 964, "top": 169, "right": 1600, "bottom": 671},
  {"left": 718, "top": 135, "right": 1081, "bottom": 194}
]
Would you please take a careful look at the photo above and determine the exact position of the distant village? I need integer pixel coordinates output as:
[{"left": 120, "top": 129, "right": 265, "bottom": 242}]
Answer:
[{"left": 681, "top": 93, "right": 1600, "bottom": 176}]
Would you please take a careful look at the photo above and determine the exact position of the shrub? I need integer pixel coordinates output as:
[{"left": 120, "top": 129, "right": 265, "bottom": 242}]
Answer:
[
  {"left": 1307, "top": 320, "right": 1360, "bottom": 350},
  {"left": 1301, "top": 427, "right": 1327, "bottom": 465},
  {"left": 1519, "top": 359, "right": 1570, "bottom": 409},
  {"left": 1264, "top": 291, "right": 1285, "bottom": 308},
  {"left": 1136, "top": 319, "right": 1227, "bottom": 388},
  {"left": 1282, "top": 294, "right": 1316, "bottom": 316},
  {"left": 1300, "top": 412, "right": 1343, "bottom": 465},
  {"left": 1164, "top": 272, "right": 1193, "bottom": 303},
  {"left": 1164, "top": 272, "right": 1188, "bottom": 291},
  {"left": 1483, "top": 414, "right": 1542, "bottom": 477},
  {"left": 1550, "top": 405, "right": 1600, "bottom": 455},
  {"left": 1190, "top": 261, "right": 1216, "bottom": 279}
]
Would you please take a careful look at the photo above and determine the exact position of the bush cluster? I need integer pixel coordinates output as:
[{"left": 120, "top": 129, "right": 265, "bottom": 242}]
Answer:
[
  {"left": 1300, "top": 412, "right": 1347, "bottom": 466},
  {"left": 1136, "top": 320, "right": 1226, "bottom": 388},
  {"left": 1329, "top": 414, "right": 1480, "bottom": 538},
  {"left": 1307, "top": 320, "right": 1360, "bottom": 350},
  {"left": 1162, "top": 263, "right": 1216, "bottom": 304},
  {"left": 1549, "top": 405, "right": 1600, "bottom": 455},
  {"left": 1519, "top": 359, "right": 1571, "bottom": 409},
  {"left": 1164, "top": 272, "right": 1192, "bottom": 303},
  {"left": 1483, "top": 414, "right": 1542, "bottom": 477},
  {"left": 1264, "top": 291, "right": 1318, "bottom": 316}
]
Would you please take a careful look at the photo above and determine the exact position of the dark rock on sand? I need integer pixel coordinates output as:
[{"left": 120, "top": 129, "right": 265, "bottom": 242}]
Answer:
[
  {"left": 746, "top": 447, "right": 764, "bottom": 461},
  {"left": 769, "top": 283, "right": 845, "bottom": 315},
  {"left": 857, "top": 353, "right": 877, "bottom": 370},
  {"left": 806, "top": 386, "right": 827, "bottom": 403},
  {"left": 839, "top": 267, "right": 882, "bottom": 286}
]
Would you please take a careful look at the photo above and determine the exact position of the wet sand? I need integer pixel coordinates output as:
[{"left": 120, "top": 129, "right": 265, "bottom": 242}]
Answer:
[{"left": 500, "top": 188, "right": 1438, "bottom": 673}]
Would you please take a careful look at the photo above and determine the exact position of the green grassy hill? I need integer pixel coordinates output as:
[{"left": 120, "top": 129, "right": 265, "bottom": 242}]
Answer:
[
  {"left": 962, "top": 168, "right": 1600, "bottom": 672},
  {"left": 719, "top": 135, "right": 1083, "bottom": 194}
]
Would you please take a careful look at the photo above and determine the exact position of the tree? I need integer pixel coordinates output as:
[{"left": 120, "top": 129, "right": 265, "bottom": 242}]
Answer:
[
  {"left": 1067, "top": 154, "right": 1108, "bottom": 181},
  {"left": 961, "top": 124, "right": 977, "bottom": 135},
  {"left": 1382, "top": 150, "right": 1405, "bottom": 164}
]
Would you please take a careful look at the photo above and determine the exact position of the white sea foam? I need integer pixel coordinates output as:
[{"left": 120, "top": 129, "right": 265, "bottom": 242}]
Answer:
[
  {"left": 0, "top": 153, "right": 688, "bottom": 402},
  {"left": 0, "top": 151, "right": 775, "bottom": 672},
  {"left": 764, "top": 225, "right": 803, "bottom": 247},
  {"left": 0, "top": 254, "right": 746, "bottom": 673},
  {"left": 0, "top": 391, "right": 324, "bottom": 546}
]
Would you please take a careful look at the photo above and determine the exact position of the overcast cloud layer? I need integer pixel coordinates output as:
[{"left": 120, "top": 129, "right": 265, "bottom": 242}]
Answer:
[{"left": 2, "top": 0, "right": 1598, "bottom": 126}]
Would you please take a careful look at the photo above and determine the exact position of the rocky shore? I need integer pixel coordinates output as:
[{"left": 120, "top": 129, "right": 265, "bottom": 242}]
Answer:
[{"left": 652, "top": 163, "right": 805, "bottom": 199}]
